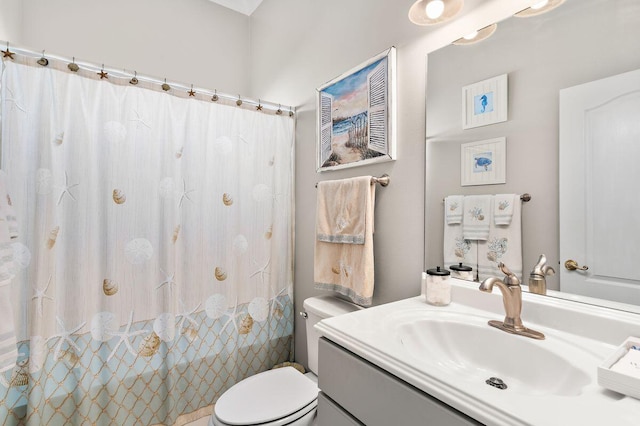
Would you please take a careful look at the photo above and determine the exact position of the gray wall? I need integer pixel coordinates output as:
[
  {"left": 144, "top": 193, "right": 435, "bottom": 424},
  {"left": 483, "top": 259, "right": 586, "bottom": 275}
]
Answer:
[
  {"left": 16, "top": 0, "right": 251, "bottom": 95},
  {"left": 249, "top": 0, "right": 534, "bottom": 368},
  {"left": 425, "top": 0, "right": 640, "bottom": 291},
  {"left": 250, "top": 0, "right": 429, "bottom": 368}
]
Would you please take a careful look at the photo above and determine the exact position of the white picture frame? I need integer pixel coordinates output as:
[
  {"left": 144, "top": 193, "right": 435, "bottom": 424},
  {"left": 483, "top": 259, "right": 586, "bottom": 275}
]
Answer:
[
  {"left": 461, "top": 137, "right": 506, "bottom": 186},
  {"left": 316, "top": 47, "right": 397, "bottom": 172},
  {"left": 462, "top": 74, "right": 508, "bottom": 129}
]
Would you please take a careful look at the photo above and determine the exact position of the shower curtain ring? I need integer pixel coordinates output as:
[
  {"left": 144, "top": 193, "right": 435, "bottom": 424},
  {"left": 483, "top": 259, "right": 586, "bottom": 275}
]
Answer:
[
  {"left": 68, "top": 57, "right": 79, "bottom": 72},
  {"left": 162, "top": 78, "right": 171, "bottom": 91},
  {"left": 130, "top": 71, "right": 139, "bottom": 85},
  {"left": 212, "top": 89, "right": 219, "bottom": 102},
  {"left": 289, "top": 106, "right": 294, "bottom": 118},
  {"left": 256, "top": 99, "right": 263, "bottom": 111},
  {"left": 2, "top": 42, "right": 15, "bottom": 60},
  {"left": 276, "top": 104, "right": 283, "bottom": 115},
  {"left": 236, "top": 95, "right": 243, "bottom": 106},
  {"left": 188, "top": 84, "right": 196, "bottom": 97},
  {"left": 37, "top": 50, "right": 49, "bottom": 67},
  {"left": 98, "top": 64, "right": 108, "bottom": 79}
]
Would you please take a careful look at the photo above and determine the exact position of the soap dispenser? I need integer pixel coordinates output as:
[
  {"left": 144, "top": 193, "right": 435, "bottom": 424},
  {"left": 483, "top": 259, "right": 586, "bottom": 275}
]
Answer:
[{"left": 528, "top": 254, "right": 555, "bottom": 295}]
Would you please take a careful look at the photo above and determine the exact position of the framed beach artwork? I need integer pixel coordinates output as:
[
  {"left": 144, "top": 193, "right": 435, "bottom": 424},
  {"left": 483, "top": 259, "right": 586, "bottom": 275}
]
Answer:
[
  {"left": 462, "top": 74, "right": 508, "bottom": 129},
  {"left": 316, "top": 47, "right": 396, "bottom": 172},
  {"left": 461, "top": 137, "right": 506, "bottom": 186}
]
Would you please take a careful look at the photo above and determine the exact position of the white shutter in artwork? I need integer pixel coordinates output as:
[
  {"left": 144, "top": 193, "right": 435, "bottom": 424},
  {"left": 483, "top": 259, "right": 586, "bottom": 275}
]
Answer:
[
  {"left": 367, "top": 60, "right": 387, "bottom": 154},
  {"left": 320, "top": 92, "right": 333, "bottom": 165}
]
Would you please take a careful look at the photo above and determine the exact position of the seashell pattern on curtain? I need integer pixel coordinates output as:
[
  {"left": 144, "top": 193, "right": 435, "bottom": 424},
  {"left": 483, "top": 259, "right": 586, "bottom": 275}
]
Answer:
[{"left": 0, "top": 57, "right": 294, "bottom": 425}]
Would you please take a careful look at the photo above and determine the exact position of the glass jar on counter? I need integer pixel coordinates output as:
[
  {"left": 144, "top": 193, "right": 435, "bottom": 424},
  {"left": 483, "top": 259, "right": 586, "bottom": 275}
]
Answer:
[
  {"left": 449, "top": 263, "right": 474, "bottom": 281},
  {"left": 425, "top": 266, "right": 451, "bottom": 306}
]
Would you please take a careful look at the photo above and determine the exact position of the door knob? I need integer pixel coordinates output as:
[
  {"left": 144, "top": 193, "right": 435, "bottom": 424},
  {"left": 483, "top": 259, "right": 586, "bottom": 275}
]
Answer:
[{"left": 564, "top": 259, "right": 589, "bottom": 271}]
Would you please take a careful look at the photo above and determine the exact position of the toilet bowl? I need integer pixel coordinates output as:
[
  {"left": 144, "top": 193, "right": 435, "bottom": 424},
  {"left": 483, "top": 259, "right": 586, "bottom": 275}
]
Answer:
[{"left": 210, "top": 296, "right": 362, "bottom": 426}]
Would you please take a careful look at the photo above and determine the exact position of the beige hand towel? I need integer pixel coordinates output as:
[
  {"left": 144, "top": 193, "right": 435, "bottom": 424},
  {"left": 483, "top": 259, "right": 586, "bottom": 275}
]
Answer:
[
  {"left": 314, "top": 176, "right": 376, "bottom": 306},
  {"left": 316, "top": 176, "right": 372, "bottom": 244}
]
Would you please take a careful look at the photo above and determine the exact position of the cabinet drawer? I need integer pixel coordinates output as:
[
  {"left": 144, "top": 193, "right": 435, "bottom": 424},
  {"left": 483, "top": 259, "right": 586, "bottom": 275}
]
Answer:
[
  {"left": 318, "top": 392, "right": 365, "bottom": 426},
  {"left": 318, "top": 338, "right": 482, "bottom": 426}
]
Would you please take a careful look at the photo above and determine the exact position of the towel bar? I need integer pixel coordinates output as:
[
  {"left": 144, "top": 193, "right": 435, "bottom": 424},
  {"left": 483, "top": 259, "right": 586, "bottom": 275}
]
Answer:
[
  {"left": 442, "top": 193, "right": 531, "bottom": 202},
  {"left": 315, "top": 174, "right": 390, "bottom": 188}
]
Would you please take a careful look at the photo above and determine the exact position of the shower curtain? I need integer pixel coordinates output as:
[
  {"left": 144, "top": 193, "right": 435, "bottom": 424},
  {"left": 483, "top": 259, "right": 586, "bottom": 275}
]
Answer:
[{"left": 0, "top": 57, "right": 294, "bottom": 425}]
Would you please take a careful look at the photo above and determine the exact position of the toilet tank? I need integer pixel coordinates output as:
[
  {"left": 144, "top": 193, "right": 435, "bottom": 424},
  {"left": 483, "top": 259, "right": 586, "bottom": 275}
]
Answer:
[{"left": 303, "top": 295, "right": 363, "bottom": 375}]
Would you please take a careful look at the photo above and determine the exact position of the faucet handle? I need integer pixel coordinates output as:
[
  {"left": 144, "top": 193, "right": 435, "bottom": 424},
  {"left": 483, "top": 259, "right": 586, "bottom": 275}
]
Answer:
[
  {"left": 531, "top": 254, "right": 555, "bottom": 277},
  {"left": 498, "top": 262, "right": 520, "bottom": 286}
]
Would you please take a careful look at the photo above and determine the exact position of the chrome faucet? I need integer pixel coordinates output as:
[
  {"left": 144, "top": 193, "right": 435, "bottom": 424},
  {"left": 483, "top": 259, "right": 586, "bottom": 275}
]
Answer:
[
  {"left": 528, "top": 254, "right": 555, "bottom": 295},
  {"left": 479, "top": 262, "right": 545, "bottom": 340}
]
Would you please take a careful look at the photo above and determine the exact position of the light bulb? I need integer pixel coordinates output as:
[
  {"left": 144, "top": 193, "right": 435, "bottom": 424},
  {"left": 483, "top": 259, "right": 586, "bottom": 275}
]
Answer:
[
  {"left": 425, "top": 0, "right": 445, "bottom": 19},
  {"left": 463, "top": 31, "right": 478, "bottom": 40},
  {"left": 531, "top": 0, "right": 549, "bottom": 10}
]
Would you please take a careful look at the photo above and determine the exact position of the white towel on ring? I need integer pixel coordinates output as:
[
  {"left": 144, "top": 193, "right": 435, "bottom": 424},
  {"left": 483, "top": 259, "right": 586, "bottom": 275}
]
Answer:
[
  {"left": 493, "top": 194, "right": 516, "bottom": 226},
  {"left": 477, "top": 196, "right": 523, "bottom": 282},
  {"left": 463, "top": 195, "right": 491, "bottom": 241},
  {"left": 444, "top": 195, "right": 464, "bottom": 225},
  {"left": 443, "top": 207, "right": 477, "bottom": 279}
]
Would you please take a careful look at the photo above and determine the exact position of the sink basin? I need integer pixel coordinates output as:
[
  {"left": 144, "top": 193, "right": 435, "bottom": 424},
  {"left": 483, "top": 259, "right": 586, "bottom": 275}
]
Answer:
[{"left": 395, "top": 312, "right": 591, "bottom": 396}]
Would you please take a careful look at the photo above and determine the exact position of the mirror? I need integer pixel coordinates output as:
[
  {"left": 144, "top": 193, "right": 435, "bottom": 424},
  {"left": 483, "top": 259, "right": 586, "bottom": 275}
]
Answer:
[{"left": 424, "top": 0, "right": 640, "bottom": 312}]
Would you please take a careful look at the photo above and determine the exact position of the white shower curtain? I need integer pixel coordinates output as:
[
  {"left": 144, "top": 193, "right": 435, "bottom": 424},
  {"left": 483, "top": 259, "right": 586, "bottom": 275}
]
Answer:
[{"left": 0, "top": 57, "right": 294, "bottom": 425}]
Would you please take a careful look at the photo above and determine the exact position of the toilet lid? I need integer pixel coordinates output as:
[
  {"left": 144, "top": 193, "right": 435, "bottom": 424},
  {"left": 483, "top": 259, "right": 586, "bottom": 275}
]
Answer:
[{"left": 215, "top": 367, "right": 318, "bottom": 425}]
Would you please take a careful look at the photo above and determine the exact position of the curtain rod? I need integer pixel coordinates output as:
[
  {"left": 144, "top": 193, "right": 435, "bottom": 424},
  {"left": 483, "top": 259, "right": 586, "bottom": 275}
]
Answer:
[{"left": 0, "top": 41, "right": 295, "bottom": 116}]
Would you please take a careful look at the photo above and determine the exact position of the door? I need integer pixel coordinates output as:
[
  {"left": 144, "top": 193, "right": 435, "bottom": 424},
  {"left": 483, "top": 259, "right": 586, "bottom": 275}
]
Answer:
[{"left": 559, "top": 68, "right": 640, "bottom": 304}]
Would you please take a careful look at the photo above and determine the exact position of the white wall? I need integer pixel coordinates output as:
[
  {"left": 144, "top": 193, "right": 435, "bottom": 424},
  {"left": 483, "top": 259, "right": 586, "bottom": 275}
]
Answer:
[
  {"left": 18, "top": 0, "right": 251, "bottom": 94},
  {"left": 0, "top": 0, "right": 22, "bottom": 42}
]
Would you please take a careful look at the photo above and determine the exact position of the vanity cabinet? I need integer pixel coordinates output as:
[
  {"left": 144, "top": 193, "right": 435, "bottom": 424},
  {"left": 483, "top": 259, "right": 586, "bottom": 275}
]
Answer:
[{"left": 318, "top": 337, "right": 482, "bottom": 426}]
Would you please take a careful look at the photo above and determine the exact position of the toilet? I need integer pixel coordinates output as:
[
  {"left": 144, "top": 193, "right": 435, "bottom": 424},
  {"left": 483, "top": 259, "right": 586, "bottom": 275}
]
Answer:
[{"left": 210, "top": 295, "right": 362, "bottom": 426}]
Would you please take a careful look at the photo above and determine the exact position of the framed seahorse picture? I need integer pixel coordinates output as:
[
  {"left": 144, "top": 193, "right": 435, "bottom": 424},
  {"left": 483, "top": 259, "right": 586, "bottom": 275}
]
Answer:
[
  {"left": 461, "top": 137, "right": 506, "bottom": 186},
  {"left": 316, "top": 47, "right": 397, "bottom": 172},
  {"left": 462, "top": 74, "right": 508, "bottom": 130}
]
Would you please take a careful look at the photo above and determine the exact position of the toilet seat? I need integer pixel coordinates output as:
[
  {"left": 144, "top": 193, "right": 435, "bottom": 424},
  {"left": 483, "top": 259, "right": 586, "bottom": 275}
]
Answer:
[{"left": 212, "top": 367, "right": 319, "bottom": 426}]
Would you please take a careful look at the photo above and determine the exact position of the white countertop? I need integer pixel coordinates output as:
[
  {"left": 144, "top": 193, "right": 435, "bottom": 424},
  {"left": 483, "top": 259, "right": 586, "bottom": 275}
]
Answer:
[{"left": 315, "top": 279, "right": 640, "bottom": 426}]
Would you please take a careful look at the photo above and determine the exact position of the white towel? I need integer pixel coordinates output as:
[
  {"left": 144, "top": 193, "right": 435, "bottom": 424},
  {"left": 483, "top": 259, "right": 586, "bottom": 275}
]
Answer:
[
  {"left": 463, "top": 195, "right": 491, "bottom": 241},
  {"left": 494, "top": 194, "right": 516, "bottom": 225},
  {"left": 477, "top": 196, "right": 523, "bottom": 282},
  {"left": 444, "top": 195, "right": 464, "bottom": 225},
  {"left": 443, "top": 207, "right": 477, "bottom": 278},
  {"left": 0, "top": 171, "right": 17, "bottom": 374},
  {"left": 316, "top": 176, "right": 371, "bottom": 244},
  {"left": 314, "top": 177, "right": 376, "bottom": 306}
]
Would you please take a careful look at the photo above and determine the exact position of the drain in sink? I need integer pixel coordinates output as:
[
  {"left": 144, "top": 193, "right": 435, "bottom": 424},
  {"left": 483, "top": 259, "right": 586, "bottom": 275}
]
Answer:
[{"left": 486, "top": 377, "right": 507, "bottom": 390}]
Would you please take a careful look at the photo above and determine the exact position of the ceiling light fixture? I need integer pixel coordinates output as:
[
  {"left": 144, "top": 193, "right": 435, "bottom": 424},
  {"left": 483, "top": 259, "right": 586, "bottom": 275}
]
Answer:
[
  {"left": 514, "top": 0, "right": 565, "bottom": 18},
  {"left": 409, "top": 0, "right": 464, "bottom": 26},
  {"left": 452, "top": 23, "right": 498, "bottom": 46}
]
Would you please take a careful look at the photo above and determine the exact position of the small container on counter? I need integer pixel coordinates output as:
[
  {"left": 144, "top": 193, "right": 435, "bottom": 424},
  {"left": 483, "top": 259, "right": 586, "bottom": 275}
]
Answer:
[
  {"left": 449, "top": 263, "right": 474, "bottom": 281},
  {"left": 425, "top": 266, "right": 451, "bottom": 306},
  {"left": 421, "top": 271, "right": 428, "bottom": 298}
]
